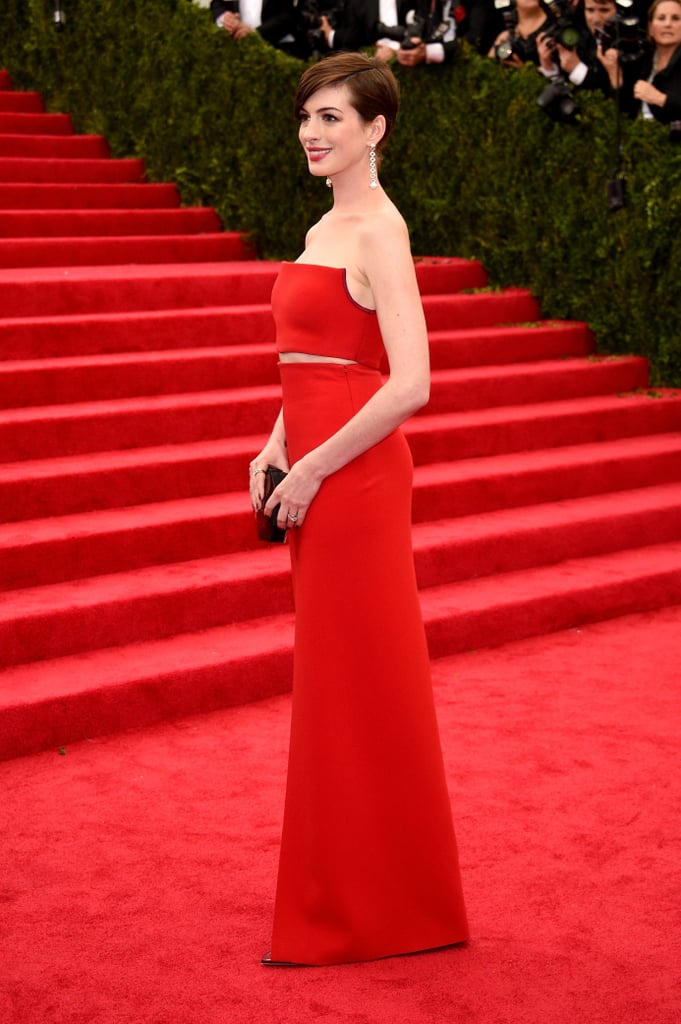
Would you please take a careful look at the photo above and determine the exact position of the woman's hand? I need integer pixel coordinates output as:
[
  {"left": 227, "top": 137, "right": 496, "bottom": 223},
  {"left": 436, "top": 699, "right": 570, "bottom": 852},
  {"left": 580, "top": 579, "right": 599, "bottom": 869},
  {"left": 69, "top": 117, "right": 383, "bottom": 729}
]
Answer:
[
  {"left": 633, "top": 80, "right": 667, "bottom": 107},
  {"left": 489, "top": 31, "right": 524, "bottom": 68},
  {"left": 264, "top": 456, "right": 323, "bottom": 532},
  {"left": 249, "top": 446, "right": 289, "bottom": 513},
  {"left": 536, "top": 32, "right": 557, "bottom": 73}
]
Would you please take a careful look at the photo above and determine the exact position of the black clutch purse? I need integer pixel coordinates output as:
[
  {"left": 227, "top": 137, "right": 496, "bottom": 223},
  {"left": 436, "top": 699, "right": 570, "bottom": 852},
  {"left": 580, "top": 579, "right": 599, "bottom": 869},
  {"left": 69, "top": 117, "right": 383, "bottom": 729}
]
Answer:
[{"left": 256, "top": 465, "right": 288, "bottom": 543}]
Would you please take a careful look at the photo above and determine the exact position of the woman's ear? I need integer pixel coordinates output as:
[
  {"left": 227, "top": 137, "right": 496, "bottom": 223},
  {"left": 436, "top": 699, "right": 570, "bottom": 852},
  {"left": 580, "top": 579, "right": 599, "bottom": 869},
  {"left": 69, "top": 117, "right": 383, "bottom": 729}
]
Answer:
[{"left": 368, "top": 115, "right": 387, "bottom": 146}]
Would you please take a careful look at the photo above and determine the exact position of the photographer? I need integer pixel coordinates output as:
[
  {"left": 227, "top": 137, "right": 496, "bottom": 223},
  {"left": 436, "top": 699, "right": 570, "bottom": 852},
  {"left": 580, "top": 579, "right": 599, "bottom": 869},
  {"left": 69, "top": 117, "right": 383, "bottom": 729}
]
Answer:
[
  {"left": 374, "top": 1, "right": 462, "bottom": 66},
  {"left": 210, "top": 0, "right": 303, "bottom": 55},
  {"left": 599, "top": 0, "right": 681, "bottom": 122},
  {"left": 537, "top": 0, "right": 616, "bottom": 96},
  {"left": 488, "top": 0, "right": 549, "bottom": 67},
  {"left": 307, "top": 0, "right": 408, "bottom": 54}
]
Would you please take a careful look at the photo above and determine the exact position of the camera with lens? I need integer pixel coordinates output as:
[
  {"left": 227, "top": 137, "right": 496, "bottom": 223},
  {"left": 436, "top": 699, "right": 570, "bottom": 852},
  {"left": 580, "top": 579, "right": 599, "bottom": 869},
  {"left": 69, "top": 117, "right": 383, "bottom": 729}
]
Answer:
[
  {"left": 376, "top": 10, "right": 451, "bottom": 49},
  {"left": 593, "top": 0, "right": 648, "bottom": 64},
  {"left": 538, "top": 0, "right": 582, "bottom": 50},
  {"left": 537, "top": 76, "right": 579, "bottom": 123},
  {"left": 492, "top": 0, "right": 537, "bottom": 62},
  {"left": 298, "top": 0, "right": 344, "bottom": 53},
  {"left": 535, "top": 0, "right": 581, "bottom": 124}
]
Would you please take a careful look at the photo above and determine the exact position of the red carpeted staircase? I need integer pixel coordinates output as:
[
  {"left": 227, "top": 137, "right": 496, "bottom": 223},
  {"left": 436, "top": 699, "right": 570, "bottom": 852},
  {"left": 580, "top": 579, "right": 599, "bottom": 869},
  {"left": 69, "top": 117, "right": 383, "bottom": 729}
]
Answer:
[{"left": 1, "top": 71, "right": 681, "bottom": 761}]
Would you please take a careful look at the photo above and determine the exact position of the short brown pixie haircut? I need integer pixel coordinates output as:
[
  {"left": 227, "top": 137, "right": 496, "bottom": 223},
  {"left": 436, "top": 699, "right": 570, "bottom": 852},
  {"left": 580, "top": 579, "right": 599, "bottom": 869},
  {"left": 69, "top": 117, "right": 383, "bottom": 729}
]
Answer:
[{"left": 294, "top": 52, "right": 400, "bottom": 150}]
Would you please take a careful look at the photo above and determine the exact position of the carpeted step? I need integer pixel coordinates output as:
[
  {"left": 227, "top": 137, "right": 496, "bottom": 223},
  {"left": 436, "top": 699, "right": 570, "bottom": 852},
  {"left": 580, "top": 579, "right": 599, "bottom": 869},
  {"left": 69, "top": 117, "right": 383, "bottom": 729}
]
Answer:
[
  {"left": 407, "top": 391, "right": 681, "bottom": 464},
  {"left": 0, "top": 207, "right": 222, "bottom": 237},
  {"left": 412, "top": 432, "right": 681, "bottom": 522},
  {"left": 0, "top": 133, "right": 110, "bottom": 157},
  {"left": 0, "top": 262, "right": 281, "bottom": 318},
  {"left": 0, "top": 260, "right": 485, "bottom": 319},
  {"left": 0, "top": 343, "right": 278, "bottom": 408},
  {"left": 3, "top": 431, "right": 681, "bottom": 525},
  {"left": 2, "top": 478, "right": 681, "bottom": 598},
  {"left": 3, "top": 539, "right": 681, "bottom": 759},
  {"left": 0, "top": 491, "right": 258, "bottom": 590},
  {"left": 0, "top": 304, "right": 277, "bottom": 360},
  {"left": 0, "top": 351, "right": 646, "bottom": 412},
  {"left": 0, "top": 111, "right": 74, "bottom": 134},
  {"left": 422, "top": 539, "right": 681, "bottom": 658},
  {"left": 0, "top": 91, "right": 44, "bottom": 113},
  {"left": 0, "top": 157, "right": 146, "bottom": 182},
  {"left": 2, "top": 389, "right": 680, "bottom": 465},
  {"left": 423, "top": 357, "right": 649, "bottom": 415},
  {"left": 0, "top": 308, "right": 590, "bottom": 363},
  {"left": 0, "top": 613, "right": 296, "bottom": 761},
  {"left": 0, "top": 385, "right": 281, "bottom": 462},
  {"left": 0, "top": 233, "right": 252, "bottom": 269},
  {"left": 424, "top": 289, "right": 540, "bottom": 331},
  {"left": 414, "top": 482, "right": 681, "bottom": 587},
  {"left": 0, "top": 548, "right": 292, "bottom": 665},
  {"left": 428, "top": 322, "right": 593, "bottom": 368},
  {"left": 5, "top": 520, "right": 679, "bottom": 663},
  {"left": 414, "top": 257, "right": 488, "bottom": 293},
  {"left": 0, "top": 181, "right": 180, "bottom": 209},
  {"left": 0, "top": 436, "right": 261, "bottom": 521}
]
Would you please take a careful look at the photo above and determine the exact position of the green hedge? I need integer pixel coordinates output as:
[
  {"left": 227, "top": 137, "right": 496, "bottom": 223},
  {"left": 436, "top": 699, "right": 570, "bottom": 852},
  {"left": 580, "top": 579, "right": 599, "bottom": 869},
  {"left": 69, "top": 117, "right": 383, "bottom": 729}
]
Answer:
[{"left": 2, "top": 0, "right": 681, "bottom": 384}]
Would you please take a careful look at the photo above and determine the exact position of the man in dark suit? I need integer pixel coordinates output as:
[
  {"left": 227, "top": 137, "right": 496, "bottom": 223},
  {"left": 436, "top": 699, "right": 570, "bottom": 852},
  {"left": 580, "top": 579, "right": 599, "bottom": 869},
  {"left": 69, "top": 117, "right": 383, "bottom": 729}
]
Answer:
[
  {"left": 317, "top": 0, "right": 461, "bottom": 63},
  {"left": 210, "top": 0, "right": 303, "bottom": 55},
  {"left": 537, "top": 0, "right": 616, "bottom": 94}
]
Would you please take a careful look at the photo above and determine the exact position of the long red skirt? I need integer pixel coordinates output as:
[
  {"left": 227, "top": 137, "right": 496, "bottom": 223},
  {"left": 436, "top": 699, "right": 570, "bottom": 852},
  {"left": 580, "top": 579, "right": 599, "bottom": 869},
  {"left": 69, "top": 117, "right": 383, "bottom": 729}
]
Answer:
[{"left": 270, "top": 362, "right": 468, "bottom": 965}]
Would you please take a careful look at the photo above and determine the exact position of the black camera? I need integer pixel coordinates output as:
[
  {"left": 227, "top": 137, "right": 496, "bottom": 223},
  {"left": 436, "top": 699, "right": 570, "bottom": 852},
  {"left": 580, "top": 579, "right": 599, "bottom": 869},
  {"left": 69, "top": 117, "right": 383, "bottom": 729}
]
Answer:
[
  {"left": 537, "top": 76, "right": 579, "bottom": 123},
  {"left": 594, "top": 0, "right": 648, "bottom": 64},
  {"left": 376, "top": 11, "right": 451, "bottom": 49},
  {"left": 298, "top": 0, "right": 344, "bottom": 54},
  {"left": 539, "top": 0, "right": 582, "bottom": 49}
]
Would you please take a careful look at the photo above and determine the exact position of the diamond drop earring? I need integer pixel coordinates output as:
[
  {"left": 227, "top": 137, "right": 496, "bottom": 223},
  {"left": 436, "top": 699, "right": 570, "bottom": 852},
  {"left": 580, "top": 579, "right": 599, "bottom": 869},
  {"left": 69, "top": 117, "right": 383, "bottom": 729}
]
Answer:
[
  {"left": 326, "top": 177, "right": 332, "bottom": 188},
  {"left": 369, "top": 144, "right": 377, "bottom": 190}
]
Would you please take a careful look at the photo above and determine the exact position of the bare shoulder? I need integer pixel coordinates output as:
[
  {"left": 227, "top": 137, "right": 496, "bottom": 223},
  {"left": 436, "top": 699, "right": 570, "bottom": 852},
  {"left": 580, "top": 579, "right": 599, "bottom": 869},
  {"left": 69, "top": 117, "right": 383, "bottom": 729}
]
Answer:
[
  {"left": 357, "top": 202, "right": 416, "bottom": 286},
  {"left": 303, "top": 212, "right": 330, "bottom": 250},
  {"left": 361, "top": 202, "right": 410, "bottom": 253}
]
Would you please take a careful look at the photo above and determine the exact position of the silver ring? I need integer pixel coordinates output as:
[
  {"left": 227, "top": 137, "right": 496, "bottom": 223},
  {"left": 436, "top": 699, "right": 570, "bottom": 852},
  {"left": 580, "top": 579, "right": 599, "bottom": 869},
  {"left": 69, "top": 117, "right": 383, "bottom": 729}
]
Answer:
[{"left": 287, "top": 512, "right": 298, "bottom": 522}]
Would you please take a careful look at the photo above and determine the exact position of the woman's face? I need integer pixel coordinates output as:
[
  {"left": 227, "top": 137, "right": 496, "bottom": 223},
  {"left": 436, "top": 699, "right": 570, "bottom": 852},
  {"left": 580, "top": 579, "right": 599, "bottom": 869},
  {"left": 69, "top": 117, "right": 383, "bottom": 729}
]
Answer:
[
  {"left": 650, "top": 1, "right": 681, "bottom": 48},
  {"left": 297, "top": 83, "right": 374, "bottom": 182}
]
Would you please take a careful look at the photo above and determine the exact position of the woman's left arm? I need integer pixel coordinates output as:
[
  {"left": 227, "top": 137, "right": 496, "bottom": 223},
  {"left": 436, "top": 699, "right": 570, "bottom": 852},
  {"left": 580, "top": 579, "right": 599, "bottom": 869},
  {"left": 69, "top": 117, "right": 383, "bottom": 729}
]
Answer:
[
  {"left": 264, "top": 217, "right": 430, "bottom": 528},
  {"left": 642, "top": 47, "right": 681, "bottom": 122}
]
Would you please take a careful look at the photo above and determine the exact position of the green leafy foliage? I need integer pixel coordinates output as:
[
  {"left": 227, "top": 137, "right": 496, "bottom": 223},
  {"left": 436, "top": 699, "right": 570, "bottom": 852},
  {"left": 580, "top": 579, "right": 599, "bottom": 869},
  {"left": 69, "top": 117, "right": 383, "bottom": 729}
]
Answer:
[{"left": 1, "top": 2, "right": 680, "bottom": 383}]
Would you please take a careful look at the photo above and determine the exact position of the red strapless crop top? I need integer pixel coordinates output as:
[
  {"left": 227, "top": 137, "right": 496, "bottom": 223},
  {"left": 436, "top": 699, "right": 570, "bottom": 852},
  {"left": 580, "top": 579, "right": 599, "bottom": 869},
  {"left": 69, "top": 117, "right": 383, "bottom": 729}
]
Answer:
[{"left": 270, "top": 262, "right": 385, "bottom": 371}]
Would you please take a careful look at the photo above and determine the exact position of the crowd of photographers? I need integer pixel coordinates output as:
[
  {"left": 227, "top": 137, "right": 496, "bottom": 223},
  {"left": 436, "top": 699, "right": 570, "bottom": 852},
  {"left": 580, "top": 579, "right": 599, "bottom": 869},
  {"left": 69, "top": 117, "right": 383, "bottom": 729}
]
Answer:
[{"left": 204, "top": 0, "right": 681, "bottom": 129}]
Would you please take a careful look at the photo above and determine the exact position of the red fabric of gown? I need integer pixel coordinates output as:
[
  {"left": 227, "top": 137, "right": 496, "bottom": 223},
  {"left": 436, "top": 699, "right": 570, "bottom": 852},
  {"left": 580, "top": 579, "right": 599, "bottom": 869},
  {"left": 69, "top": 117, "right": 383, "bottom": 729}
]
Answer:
[{"left": 268, "top": 263, "right": 468, "bottom": 965}]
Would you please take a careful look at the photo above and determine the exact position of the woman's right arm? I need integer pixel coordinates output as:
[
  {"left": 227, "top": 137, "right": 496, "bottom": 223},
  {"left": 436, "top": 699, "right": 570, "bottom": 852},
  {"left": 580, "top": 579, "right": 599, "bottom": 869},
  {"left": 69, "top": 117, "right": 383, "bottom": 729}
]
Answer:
[{"left": 249, "top": 407, "right": 289, "bottom": 512}]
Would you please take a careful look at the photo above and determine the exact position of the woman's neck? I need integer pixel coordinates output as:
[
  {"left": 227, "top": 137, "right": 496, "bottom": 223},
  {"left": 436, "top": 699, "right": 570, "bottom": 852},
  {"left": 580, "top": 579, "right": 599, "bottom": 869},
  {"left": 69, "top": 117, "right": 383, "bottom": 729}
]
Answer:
[
  {"left": 327, "top": 171, "right": 384, "bottom": 212},
  {"left": 517, "top": 9, "right": 546, "bottom": 35},
  {"left": 655, "top": 42, "right": 678, "bottom": 70}
]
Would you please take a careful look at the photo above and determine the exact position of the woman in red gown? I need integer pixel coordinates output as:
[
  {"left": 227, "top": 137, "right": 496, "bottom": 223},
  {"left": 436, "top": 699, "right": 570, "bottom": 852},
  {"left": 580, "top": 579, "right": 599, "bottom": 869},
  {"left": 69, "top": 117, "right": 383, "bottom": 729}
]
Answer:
[{"left": 249, "top": 52, "right": 468, "bottom": 966}]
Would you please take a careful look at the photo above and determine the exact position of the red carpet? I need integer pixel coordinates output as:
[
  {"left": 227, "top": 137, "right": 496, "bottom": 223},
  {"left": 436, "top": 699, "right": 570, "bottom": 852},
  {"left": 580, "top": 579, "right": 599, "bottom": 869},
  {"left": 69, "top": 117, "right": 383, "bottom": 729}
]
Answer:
[
  {"left": 1, "top": 607, "right": 679, "bottom": 1024},
  {"left": 1, "top": 73, "right": 681, "bottom": 761}
]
